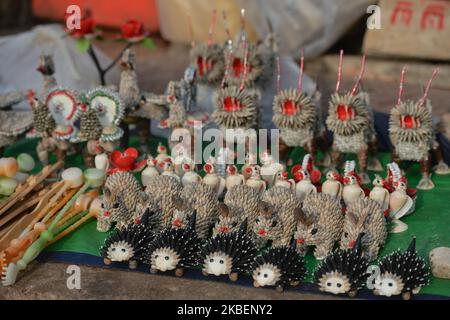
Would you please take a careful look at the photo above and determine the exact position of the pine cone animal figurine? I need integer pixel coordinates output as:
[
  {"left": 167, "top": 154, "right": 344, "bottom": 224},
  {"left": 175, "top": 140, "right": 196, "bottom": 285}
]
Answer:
[
  {"left": 212, "top": 203, "right": 241, "bottom": 237},
  {"left": 294, "top": 193, "right": 343, "bottom": 259},
  {"left": 373, "top": 237, "right": 430, "bottom": 300},
  {"left": 224, "top": 184, "right": 262, "bottom": 232},
  {"left": 145, "top": 212, "right": 202, "bottom": 277},
  {"left": 341, "top": 197, "right": 387, "bottom": 261},
  {"left": 201, "top": 219, "right": 257, "bottom": 282},
  {"left": 252, "top": 239, "right": 307, "bottom": 292},
  {"left": 314, "top": 234, "right": 369, "bottom": 297}
]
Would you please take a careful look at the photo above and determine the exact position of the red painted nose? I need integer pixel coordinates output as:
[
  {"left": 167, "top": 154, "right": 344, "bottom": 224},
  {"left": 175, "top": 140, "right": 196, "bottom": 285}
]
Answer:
[
  {"left": 343, "top": 176, "right": 351, "bottom": 185},
  {"left": 348, "top": 240, "right": 356, "bottom": 249},
  {"left": 258, "top": 229, "right": 267, "bottom": 236},
  {"left": 104, "top": 211, "right": 110, "bottom": 217},
  {"left": 297, "top": 238, "right": 305, "bottom": 245}
]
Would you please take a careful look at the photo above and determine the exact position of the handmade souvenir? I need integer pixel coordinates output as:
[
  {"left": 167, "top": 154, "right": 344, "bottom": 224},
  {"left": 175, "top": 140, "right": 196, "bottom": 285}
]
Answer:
[
  {"left": 181, "top": 159, "right": 201, "bottom": 186},
  {"left": 108, "top": 148, "right": 146, "bottom": 175},
  {"left": 369, "top": 175, "right": 390, "bottom": 215},
  {"left": 189, "top": 10, "right": 225, "bottom": 85},
  {"left": 145, "top": 212, "right": 201, "bottom": 277},
  {"left": 225, "top": 165, "right": 244, "bottom": 190},
  {"left": 223, "top": 184, "right": 261, "bottom": 232},
  {"left": 294, "top": 193, "right": 343, "bottom": 259},
  {"left": 341, "top": 197, "right": 387, "bottom": 261},
  {"left": 272, "top": 170, "right": 295, "bottom": 191},
  {"left": 215, "top": 144, "right": 235, "bottom": 178},
  {"left": 159, "top": 157, "right": 180, "bottom": 182},
  {"left": 141, "top": 156, "right": 159, "bottom": 187},
  {"left": 252, "top": 239, "right": 306, "bottom": 292},
  {"left": 76, "top": 87, "right": 125, "bottom": 166},
  {"left": 374, "top": 237, "right": 429, "bottom": 300},
  {"left": 257, "top": 186, "right": 299, "bottom": 247},
  {"left": 119, "top": 49, "right": 167, "bottom": 150},
  {"left": 202, "top": 158, "right": 226, "bottom": 196},
  {"left": 212, "top": 203, "right": 240, "bottom": 237},
  {"left": 101, "top": 210, "right": 155, "bottom": 269},
  {"left": 259, "top": 150, "right": 284, "bottom": 188},
  {"left": 170, "top": 196, "right": 191, "bottom": 230},
  {"left": 144, "top": 174, "right": 183, "bottom": 227},
  {"left": 181, "top": 182, "right": 220, "bottom": 238},
  {"left": 252, "top": 201, "right": 283, "bottom": 248},
  {"left": 322, "top": 170, "right": 342, "bottom": 199},
  {"left": 2, "top": 168, "right": 105, "bottom": 286},
  {"left": 244, "top": 165, "right": 266, "bottom": 195},
  {"left": 0, "top": 156, "right": 34, "bottom": 197},
  {"left": 201, "top": 219, "right": 256, "bottom": 281},
  {"left": 326, "top": 52, "right": 379, "bottom": 183},
  {"left": 291, "top": 154, "right": 321, "bottom": 203},
  {"left": 102, "top": 171, "right": 150, "bottom": 229},
  {"left": 0, "top": 93, "right": 33, "bottom": 156},
  {"left": 36, "top": 54, "right": 57, "bottom": 99},
  {"left": 389, "top": 67, "right": 449, "bottom": 190},
  {"left": 342, "top": 160, "right": 365, "bottom": 207},
  {"left": 272, "top": 53, "right": 327, "bottom": 164},
  {"left": 314, "top": 235, "right": 369, "bottom": 297},
  {"left": 155, "top": 143, "right": 169, "bottom": 165}
]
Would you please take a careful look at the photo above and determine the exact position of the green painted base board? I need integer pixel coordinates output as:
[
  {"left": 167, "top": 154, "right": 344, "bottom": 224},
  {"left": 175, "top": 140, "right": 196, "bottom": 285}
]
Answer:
[{"left": 3, "top": 137, "right": 450, "bottom": 297}]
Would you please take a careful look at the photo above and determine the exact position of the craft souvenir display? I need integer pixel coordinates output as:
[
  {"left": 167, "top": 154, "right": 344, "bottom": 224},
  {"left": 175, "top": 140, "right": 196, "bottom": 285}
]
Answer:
[
  {"left": 388, "top": 164, "right": 415, "bottom": 233},
  {"left": 179, "top": 182, "right": 219, "bottom": 238},
  {"left": 342, "top": 160, "right": 365, "bottom": 207},
  {"left": 212, "top": 203, "right": 240, "bottom": 237},
  {"left": 272, "top": 53, "right": 326, "bottom": 164},
  {"left": 145, "top": 212, "right": 201, "bottom": 277},
  {"left": 244, "top": 165, "right": 266, "bottom": 195},
  {"left": 369, "top": 175, "right": 390, "bottom": 215},
  {"left": 0, "top": 92, "right": 33, "bottom": 157},
  {"left": 189, "top": 10, "right": 225, "bottom": 85},
  {"left": 225, "top": 165, "right": 244, "bottom": 190},
  {"left": 341, "top": 197, "right": 387, "bottom": 261},
  {"left": 326, "top": 51, "right": 379, "bottom": 183},
  {"left": 272, "top": 170, "right": 295, "bottom": 191},
  {"left": 201, "top": 219, "right": 257, "bottom": 281},
  {"left": 314, "top": 235, "right": 369, "bottom": 297},
  {"left": 321, "top": 170, "right": 342, "bottom": 199},
  {"left": 181, "top": 159, "right": 201, "bottom": 186},
  {"left": 202, "top": 158, "right": 226, "bottom": 196},
  {"left": 257, "top": 186, "right": 299, "bottom": 247},
  {"left": 373, "top": 237, "right": 429, "bottom": 300},
  {"left": 294, "top": 193, "right": 343, "bottom": 259},
  {"left": 252, "top": 239, "right": 306, "bottom": 292},
  {"left": 389, "top": 67, "right": 449, "bottom": 190},
  {"left": 101, "top": 171, "right": 150, "bottom": 229},
  {"left": 223, "top": 184, "right": 261, "bottom": 232},
  {"left": 101, "top": 210, "right": 155, "bottom": 269},
  {"left": 141, "top": 156, "right": 159, "bottom": 187},
  {"left": 252, "top": 201, "right": 283, "bottom": 248},
  {"left": 259, "top": 151, "right": 284, "bottom": 188},
  {"left": 291, "top": 154, "right": 321, "bottom": 203}
]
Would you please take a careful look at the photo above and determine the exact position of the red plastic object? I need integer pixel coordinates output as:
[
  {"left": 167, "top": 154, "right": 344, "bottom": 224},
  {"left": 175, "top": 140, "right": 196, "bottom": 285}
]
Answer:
[{"left": 32, "top": 0, "right": 159, "bottom": 32}]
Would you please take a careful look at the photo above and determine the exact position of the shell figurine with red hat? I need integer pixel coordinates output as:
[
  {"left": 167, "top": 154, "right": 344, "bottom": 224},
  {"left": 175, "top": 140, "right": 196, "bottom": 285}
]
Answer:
[
  {"left": 342, "top": 160, "right": 365, "bottom": 207},
  {"left": 292, "top": 154, "right": 320, "bottom": 203},
  {"left": 322, "top": 170, "right": 343, "bottom": 200},
  {"left": 202, "top": 158, "right": 226, "bottom": 197}
]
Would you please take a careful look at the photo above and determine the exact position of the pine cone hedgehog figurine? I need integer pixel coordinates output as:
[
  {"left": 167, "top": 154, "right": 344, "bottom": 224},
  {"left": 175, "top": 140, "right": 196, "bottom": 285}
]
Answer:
[
  {"left": 314, "top": 234, "right": 369, "bottom": 297},
  {"left": 224, "top": 185, "right": 262, "bottom": 232},
  {"left": 212, "top": 203, "right": 241, "bottom": 237},
  {"left": 102, "top": 172, "right": 150, "bottom": 229},
  {"left": 294, "top": 193, "right": 343, "bottom": 259},
  {"left": 373, "top": 237, "right": 430, "bottom": 300},
  {"left": 145, "top": 212, "right": 201, "bottom": 277},
  {"left": 252, "top": 240, "right": 307, "bottom": 292},
  {"left": 181, "top": 182, "right": 220, "bottom": 238},
  {"left": 201, "top": 219, "right": 257, "bottom": 282},
  {"left": 261, "top": 186, "right": 300, "bottom": 247},
  {"left": 100, "top": 210, "right": 155, "bottom": 269},
  {"left": 144, "top": 175, "right": 183, "bottom": 227},
  {"left": 341, "top": 197, "right": 387, "bottom": 261},
  {"left": 252, "top": 201, "right": 283, "bottom": 249}
]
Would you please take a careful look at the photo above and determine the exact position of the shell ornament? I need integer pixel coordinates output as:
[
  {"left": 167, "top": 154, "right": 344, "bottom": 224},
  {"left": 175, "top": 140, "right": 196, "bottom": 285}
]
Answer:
[
  {"left": 84, "top": 87, "right": 125, "bottom": 143},
  {"left": 314, "top": 234, "right": 369, "bottom": 297},
  {"left": 145, "top": 212, "right": 201, "bottom": 277},
  {"left": 373, "top": 237, "right": 430, "bottom": 300},
  {"left": 28, "top": 90, "right": 56, "bottom": 138},
  {"left": 100, "top": 210, "right": 155, "bottom": 269},
  {"left": 45, "top": 87, "right": 80, "bottom": 140},
  {"left": 252, "top": 239, "right": 307, "bottom": 292},
  {"left": 201, "top": 219, "right": 257, "bottom": 281}
]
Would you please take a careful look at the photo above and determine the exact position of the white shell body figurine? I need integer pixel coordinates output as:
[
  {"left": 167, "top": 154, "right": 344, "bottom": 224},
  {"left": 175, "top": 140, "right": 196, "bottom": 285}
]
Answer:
[
  {"left": 181, "top": 161, "right": 202, "bottom": 186},
  {"left": 141, "top": 156, "right": 159, "bottom": 187},
  {"left": 389, "top": 176, "right": 414, "bottom": 234},
  {"left": 369, "top": 175, "right": 390, "bottom": 212},
  {"left": 202, "top": 159, "right": 226, "bottom": 196},
  {"left": 155, "top": 143, "right": 169, "bottom": 172},
  {"left": 293, "top": 155, "right": 317, "bottom": 203},
  {"left": 342, "top": 161, "right": 365, "bottom": 207},
  {"left": 322, "top": 171, "right": 342, "bottom": 199},
  {"left": 160, "top": 158, "right": 180, "bottom": 182},
  {"left": 273, "top": 171, "right": 295, "bottom": 191},
  {"left": 244, "top": 165, "right": 266, "bottom": 196},
  {"left": 225, "top": 165, "right": 244, "bottom": 190},
  {"left": 260, "top": 151, "right": 284, "bottom": 188}
]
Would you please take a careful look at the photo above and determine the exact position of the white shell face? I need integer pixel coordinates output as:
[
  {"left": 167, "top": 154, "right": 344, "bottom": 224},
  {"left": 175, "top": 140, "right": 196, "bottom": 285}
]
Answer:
[
  {"left": 204, "top": 252, "right": 232, "bottom": 276},
  {"left": 319, "top": 272, "right": 351, "bottom": 295},
  {"left": 151, "top": 248, "right": 180, "bottom": 272},
  {"left": 47, "top": 92, "right": 77, "bottom": 125},
  {"left": 374, "top": 273, "right": 404, "bottom": 297},
  {"left": 91, "top": 96, "right": 118, "bottom": 127},
  {"left": 253, "top": 264, "right": 280, "bottom": 287},
  {"left": 107, "top": 241, "right": 135, "bottom": 262}
]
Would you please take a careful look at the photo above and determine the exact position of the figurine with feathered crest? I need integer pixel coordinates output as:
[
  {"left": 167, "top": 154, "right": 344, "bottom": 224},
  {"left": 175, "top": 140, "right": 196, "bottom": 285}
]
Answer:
[
  {"left": 326, "top": 51, "right": 381, "bottom": 184},
  {"left": 389, "top": 67, "right": 450, "bottom": 190}
]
